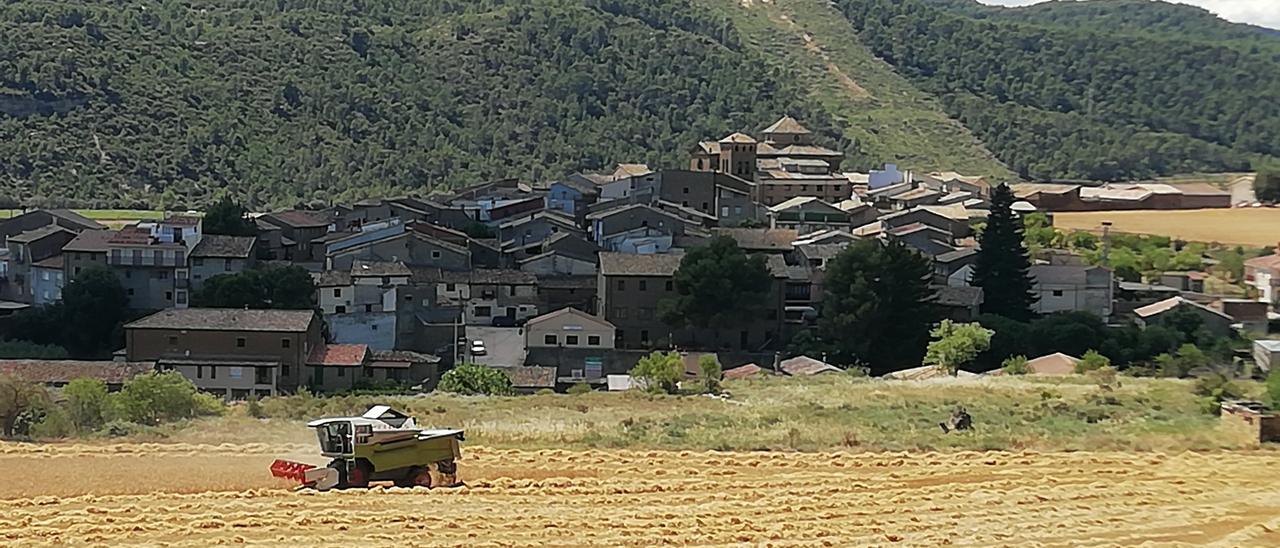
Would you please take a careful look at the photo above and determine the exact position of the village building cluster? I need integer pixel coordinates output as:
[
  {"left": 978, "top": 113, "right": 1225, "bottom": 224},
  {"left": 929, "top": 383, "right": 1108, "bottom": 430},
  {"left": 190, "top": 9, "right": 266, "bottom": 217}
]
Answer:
[{"left": 2, "top": 116, "right": 1277, "bottom": 395}]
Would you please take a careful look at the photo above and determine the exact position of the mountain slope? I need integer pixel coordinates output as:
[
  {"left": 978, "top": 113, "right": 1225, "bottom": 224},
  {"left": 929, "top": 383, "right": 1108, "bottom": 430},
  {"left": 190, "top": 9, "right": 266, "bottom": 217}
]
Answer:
[
  {"left": 924, "top": 0, "right": 1280, "bottom": 44},
  {"left": 837, "top": 0, "right": 1280, "bottom": 180},
  {"left": 0, "top": 0, "right": 849, "bottom": 208},
  {"left": 699, "top": 0, "right": 1015, "bottom": 181}
]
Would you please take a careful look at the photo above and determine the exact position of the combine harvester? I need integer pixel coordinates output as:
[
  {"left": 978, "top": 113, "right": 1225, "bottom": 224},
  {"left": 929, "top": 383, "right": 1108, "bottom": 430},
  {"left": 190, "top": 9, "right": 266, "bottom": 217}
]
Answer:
[{"left": 271, "top": 405, "right": 464, "bottom": 490}]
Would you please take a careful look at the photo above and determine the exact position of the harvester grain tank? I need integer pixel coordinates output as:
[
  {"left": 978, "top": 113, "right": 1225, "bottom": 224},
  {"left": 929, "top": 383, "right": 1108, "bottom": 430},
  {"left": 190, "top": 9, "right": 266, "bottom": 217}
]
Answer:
[{"left": 270, "top": 405, "right": 463, "bottom": 490}]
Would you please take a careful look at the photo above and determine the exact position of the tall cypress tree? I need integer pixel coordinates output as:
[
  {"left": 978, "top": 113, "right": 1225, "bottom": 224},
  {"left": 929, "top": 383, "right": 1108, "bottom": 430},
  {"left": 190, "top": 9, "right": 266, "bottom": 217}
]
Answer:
[{"left": 973, "top": 184, "right": 1038, "bottom": 321}]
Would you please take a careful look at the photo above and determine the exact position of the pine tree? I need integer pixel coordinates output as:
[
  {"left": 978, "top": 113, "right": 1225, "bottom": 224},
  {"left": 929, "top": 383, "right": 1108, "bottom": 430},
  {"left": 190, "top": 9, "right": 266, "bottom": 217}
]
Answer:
[
  {"left": 973, "top": 184, "right": 1038, "bottom": 321},
  {"left": 819, "top": 238, "right": 935, "bottom": 375}
]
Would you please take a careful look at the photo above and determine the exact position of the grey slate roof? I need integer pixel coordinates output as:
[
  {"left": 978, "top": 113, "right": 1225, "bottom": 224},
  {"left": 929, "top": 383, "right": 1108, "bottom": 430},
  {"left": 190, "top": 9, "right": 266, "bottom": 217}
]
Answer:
[
  {"left": 190, "top": 235, "right": 256, "bottom": 258},
  {"left": 126, "top": 308, "right": 317, "bottom": 332},
  {"left": 598, "top": 252, "right": 685, "bottom": 276}
]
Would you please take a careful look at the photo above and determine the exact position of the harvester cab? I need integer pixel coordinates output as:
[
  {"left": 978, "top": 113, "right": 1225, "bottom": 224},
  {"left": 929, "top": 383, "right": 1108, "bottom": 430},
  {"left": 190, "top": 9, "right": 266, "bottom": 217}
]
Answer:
[{"left": 271, "top": 405, "right": 463, "bottom": 490}]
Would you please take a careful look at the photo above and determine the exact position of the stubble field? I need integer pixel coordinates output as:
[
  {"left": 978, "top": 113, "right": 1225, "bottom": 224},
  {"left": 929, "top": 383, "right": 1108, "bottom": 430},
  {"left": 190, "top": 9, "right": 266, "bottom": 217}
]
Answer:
[
  {"left": 1054, "top": 208, "right": 1280, "bottom": 246},
  {"left": 4, "top": 441, "right": 1280, "bottom": 546}
]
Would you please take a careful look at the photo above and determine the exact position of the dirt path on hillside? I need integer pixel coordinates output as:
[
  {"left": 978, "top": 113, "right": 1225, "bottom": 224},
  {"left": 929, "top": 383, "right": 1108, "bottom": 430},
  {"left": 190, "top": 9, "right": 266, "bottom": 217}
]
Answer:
[{"left": 3, "top": 442, "right": 1279, "bottom": 546}]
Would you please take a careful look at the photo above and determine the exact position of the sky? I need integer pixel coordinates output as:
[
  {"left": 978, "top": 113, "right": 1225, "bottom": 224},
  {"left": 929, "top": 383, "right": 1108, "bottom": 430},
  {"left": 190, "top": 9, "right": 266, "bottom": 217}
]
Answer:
[{"left": 977, "top": 1, "right": 1280, "bottom": 30}]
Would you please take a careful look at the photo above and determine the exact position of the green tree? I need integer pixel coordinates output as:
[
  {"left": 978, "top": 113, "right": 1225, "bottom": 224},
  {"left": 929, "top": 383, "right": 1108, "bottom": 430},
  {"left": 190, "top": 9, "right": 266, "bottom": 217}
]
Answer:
[
  {"left": 438, "top": 364, "right": 514, "bottom": 396},
  {"left": 819, "top": 239, "right": 935, "bottom": 374},
  {"left": 0, "top": 375, "right": 50, "bottom": 437},
  {"left": 1154, "top": 344, "right": 1210, "bottom": 377},
  {"left": 61, "top": 267, "right": 129, "bottom": 357},
  {"left": 193, "top": 265, "right": 316, "bottom": 309},
  {"left": 63, "top": 378, "right": 109, "bottom": 433},
  {"left": 0, "top": 340, "right": 69, "bottom": 359},
  {"left": 1254, "top": 169, "right": 1280, "bottom": 203},
  {"left": 660, "top": 236, "right": 772, "bottom": 334},
  {"left": 630, "top": 351, "right": 684, "bottom": 394},
  {"left": 110, "top": 372, "right": 220, "bottom": 425},
  {"left": 973, "top": 184, "right": 1038, "bottom": 321},
  {"left": 1074, "top": 350, "right": 1112, "bottom": 373},
  {"left": 924, "top": 320, "right": 994, "bottom": 375},
  {"left": 698, "top": 354, "right": 722, "bottom": 394},
  {"left": 1001, "top": 355, "right": 1029, "bottom": 375},
  {"left": 202, "top": 197, "right": 257, "bottom": 236}
]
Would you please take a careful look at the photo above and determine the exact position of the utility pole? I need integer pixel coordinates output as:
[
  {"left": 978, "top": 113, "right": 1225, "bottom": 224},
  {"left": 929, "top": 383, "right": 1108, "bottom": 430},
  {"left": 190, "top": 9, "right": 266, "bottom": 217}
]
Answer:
[{"left": 1100, "top": 221, "right": 1113, "bottom": 267}]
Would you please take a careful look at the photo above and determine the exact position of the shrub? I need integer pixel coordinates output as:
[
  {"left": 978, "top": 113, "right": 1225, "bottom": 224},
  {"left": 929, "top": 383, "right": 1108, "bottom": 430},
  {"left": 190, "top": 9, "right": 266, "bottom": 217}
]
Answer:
[
  {"left": 1075, "top": 350, "right": 1111, "bottom": 373},
  {"left": 63, "top": 378, "right": 109, "bottom": 433},
  {"left": 534, "top": 388, "right": 556, "bottom": 396},
  {"left": 245, "top": 396, "right": 265, "bottom": 418},
  {"left": 630, "top": 351, "right": 683, "bottom": 394},
  {"left": 1001, "top": 355, "right": 1029, "bottom": 375},
  {"left": 100, "top": 420, "right": 167, "bottom": 439},
  {"left": 30, "top": 404, "right": 73, "bottom": 438},
  {"left": 1087, "top": 366, "right": 1119, "bottom": 390},
  {"left": 109, "top": 372, "right": 224, "bottom": 425},
  {"left": 698, "top": 355, "right": 722, "bottom": 394},
  {"left": 567, "top": 383, "right": 592, "bottom": 395},
  {"left": 438, "top": 363, "right": 515, "bottom": 396}
]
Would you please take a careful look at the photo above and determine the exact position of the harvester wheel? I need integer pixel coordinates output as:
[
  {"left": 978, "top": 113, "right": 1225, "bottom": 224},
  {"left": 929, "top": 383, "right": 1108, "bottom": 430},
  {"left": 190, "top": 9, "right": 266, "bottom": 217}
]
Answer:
[
  {"left": 394, "top": 467, "right": 432, "bottom": 488},
  {"left": 336, "top": 460, "right": 371, "bottom": 489},
  {"left": 436, "top": 459, "right": 458, "bottom": 487}
]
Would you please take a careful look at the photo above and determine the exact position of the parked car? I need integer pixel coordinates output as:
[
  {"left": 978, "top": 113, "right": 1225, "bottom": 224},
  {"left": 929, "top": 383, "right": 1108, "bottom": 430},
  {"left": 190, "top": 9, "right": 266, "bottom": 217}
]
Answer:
[
  {"left": 470, "top": 340, "right": 487, "bottom": 356},
  {"left": 491, "top": 315, "right": 517, "bottom": 327}
]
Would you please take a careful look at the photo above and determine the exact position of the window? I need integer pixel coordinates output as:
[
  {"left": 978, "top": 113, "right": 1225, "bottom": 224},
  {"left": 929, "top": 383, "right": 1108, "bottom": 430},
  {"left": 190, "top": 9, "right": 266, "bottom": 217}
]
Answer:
[
  {"left": 282, "top": 365, "right": 290, "bottom": 377},
  {"left": 566, "top": 335, "right": 579, "bottom": 345},
  {"left": 224, "top": 259, "right": 233, "bottom": 272},
  {"left": 613, "top": 307, "right": 628, "bottom": 319},
  {"left": 333, "top": 288, "right": 342, "bottom": 297},
  {"left": 337, "top": 367, "right": 345, "bottom": 377},
  {"left": 157, "top": 270, "right": 169, "bottom": 280},
  {"left": 721, "top": 206, "right": 730, "bottom": 217},
  {"left": 127, "top": 288, "right": 135, "bottom": 296},
  {"left": 124, "top": 270, "right": 132, "bottom": 279},
  {"left": 196, "top": 365, "right": 203, "bottom": 379},
  {"left": 256, "top": 367, "right": 271, "bottom": 385},
  {"left": 509, "top": 285, "right": 516, "bottom": 297},
  {"left": 40, "top": 271, "right": 49, "bottom": 281},
  {"left": 1052, "top": 290, "right": 1064, "bottom": 297},
  {"left": 431, "top": 250, "right": 442, "bottom": 259},
  {"left": 734, "top": 206, "right": 742, "bottom": 215},
  {"left": 701, "top": 202, "right": 708, "bottom": 211},
  {"left": 229, "top": 367, "right": 243, "bottom": 379},
  {"left": 176, "top": 291, "right": 187, "bottom": 305},
  {"left": 588, "top": 335, "right": 601, "bottom": 346},
  {"left": 74, "top": 267, "right": 81, "bottom": 276},
  {"left": 683, "top": 187, "right": 689, "bottom": 194},
  {"left": 236, "top": 337, "right": 246, "bottom": 348},
  {"left": 475, "top": 306, "right": 492, "bottom": 317},
  {"left": 211, "top": 366, "right": 218, "bottom": 379},
  {"left": 365, "top": 304, "right": 374, "bottom": 313},
  {"left": 665, "top": 280, "right": 673, "bottom": 291},
  {"left": 638, "top": 280, "right": 647, "bottom": 291},
  {"left": 545, "top": 334, "right": 558, "bottom": 345},
  {"left": 640, "top": 330, "right": 650, "bottom": 343},
  {"left": 446, "top": 283, "right": 456, "bottom": 292},
  {"left": 382, "top": 276, "right": 390, "bottom": 285},
  {"left": 281, "top": 338, "right": 291, "bottom": 349},
  {"left": 165, "top": 291, "right": 173, "bottom": 301},
  {"left": 335, "top": 305, "right": 346, "bottom": 314},
  {"left": 364, "top": 367, "right": 373, "bottom": 378},
  {"left": 168, "top": 335, "right": 178, "bottom": 345},
  {"left": 616, "top": 280, "right": 625, "bottom": 291},
  {"left": 193, "top": 258, "right": 204, "bottom": 267}
]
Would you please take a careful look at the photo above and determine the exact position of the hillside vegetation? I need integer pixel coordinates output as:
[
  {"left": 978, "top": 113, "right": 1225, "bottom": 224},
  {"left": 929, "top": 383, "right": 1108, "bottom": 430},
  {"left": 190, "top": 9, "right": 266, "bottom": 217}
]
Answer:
[
  {"left": 0, "top": 0, "right": 846, "bottom": 208},
  {"left": 838, "top": 0, "right": 1280, "bottom": 181},
  {"left": 3, "top": 0, "right": 1277, "bottom": 207}
]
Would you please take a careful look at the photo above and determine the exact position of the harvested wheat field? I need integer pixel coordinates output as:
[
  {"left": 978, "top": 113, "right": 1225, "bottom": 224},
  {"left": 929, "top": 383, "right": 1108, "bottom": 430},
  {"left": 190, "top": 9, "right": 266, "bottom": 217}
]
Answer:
[
  {"left": 1054, "top": 208, "right": 1280, "bottom": 246},
  {"left": 4, "top": 442, "right": 1280, "bottom": 546}
]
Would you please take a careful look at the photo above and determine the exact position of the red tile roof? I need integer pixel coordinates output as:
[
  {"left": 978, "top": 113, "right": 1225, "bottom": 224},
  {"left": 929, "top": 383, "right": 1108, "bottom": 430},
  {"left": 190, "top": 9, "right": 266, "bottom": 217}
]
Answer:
[{"left": 307, "top": 344, "right": 369, "bottom": 367}]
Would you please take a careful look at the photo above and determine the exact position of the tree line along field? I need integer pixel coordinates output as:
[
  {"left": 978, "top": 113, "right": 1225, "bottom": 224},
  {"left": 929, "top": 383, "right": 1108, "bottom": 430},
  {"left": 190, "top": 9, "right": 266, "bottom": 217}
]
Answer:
[{"left": 1054, "top": 209, "right": 1280, "bottom": 247}]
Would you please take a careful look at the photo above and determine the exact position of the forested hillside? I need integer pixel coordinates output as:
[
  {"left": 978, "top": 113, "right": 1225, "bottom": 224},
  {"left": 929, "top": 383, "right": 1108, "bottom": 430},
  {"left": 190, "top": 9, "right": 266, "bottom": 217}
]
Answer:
[
  {"left": 924, "top": 0, "right": 1280, "bottom": 44},
  {"left": 0, "top": 0, "right": 848, "bottom": 208},
  {"left": 3, "top": 0, "right": 1276, "bottom": 207},
  {"left": 838, "top": 0, "right": 1280, "bottom": 181}
]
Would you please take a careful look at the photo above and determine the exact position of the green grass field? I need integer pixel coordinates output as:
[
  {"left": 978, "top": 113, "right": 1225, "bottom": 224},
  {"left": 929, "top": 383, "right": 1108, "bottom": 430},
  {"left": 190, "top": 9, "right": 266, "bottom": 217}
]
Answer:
[
  {"left": 700, "top": 0, "right": 1015, "bottom": 181},
  {"left": 0, "top": 209, "right": 167, "bottom": 221},
  {"left": 166, "top": 375, "right": 1264, "bottom": 453}
]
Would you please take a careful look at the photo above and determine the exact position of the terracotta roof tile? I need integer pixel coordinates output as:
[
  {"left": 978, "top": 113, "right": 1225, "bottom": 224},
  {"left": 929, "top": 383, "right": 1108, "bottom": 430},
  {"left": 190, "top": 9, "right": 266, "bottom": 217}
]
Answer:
[{"left": 307, "top": 344, "right": 369, "bottom": 367}]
